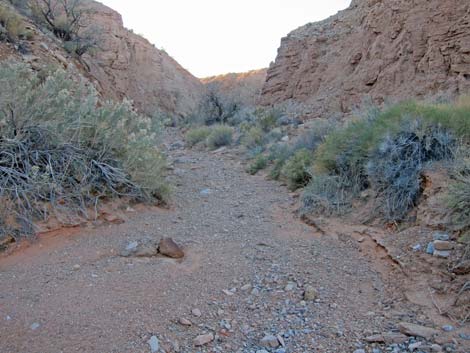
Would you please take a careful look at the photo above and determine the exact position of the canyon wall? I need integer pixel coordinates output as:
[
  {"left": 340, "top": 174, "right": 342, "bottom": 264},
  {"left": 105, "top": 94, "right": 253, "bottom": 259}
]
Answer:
[{"left": 260, "top": 0, "right": 470, "bottom": 119}]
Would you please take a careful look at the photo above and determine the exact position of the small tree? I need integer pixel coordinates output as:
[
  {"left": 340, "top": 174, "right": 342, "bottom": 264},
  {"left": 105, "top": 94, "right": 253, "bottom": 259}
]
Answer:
[{"left": 31, "top": 0, "right": 98, "bottom": 57}]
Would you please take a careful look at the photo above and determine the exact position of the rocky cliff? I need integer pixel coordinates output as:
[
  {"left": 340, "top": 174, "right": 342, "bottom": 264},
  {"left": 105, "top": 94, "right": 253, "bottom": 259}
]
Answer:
[
  {"left": 201, "top": 69, "right": 267, "bottom": 107},
  {"left": 83, "top": 1, "right": 203, "bottom": 117},
  {"left": 0, "top": 1, "right": 203, "bottom": 118},
  {"left": 260, "top": 0, "right": 470, "bottom": 119}
]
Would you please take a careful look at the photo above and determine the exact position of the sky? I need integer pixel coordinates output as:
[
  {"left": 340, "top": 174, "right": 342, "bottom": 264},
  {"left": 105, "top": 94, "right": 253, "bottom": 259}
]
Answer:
[{"left": 99, "top": 0, "right": 351, "bottom": 78}]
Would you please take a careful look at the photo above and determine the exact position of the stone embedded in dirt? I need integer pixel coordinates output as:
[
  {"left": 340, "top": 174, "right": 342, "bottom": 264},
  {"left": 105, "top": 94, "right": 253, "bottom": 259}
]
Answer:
[
  {"left": 303, "top": 285, "right": 318, "bottom": 301},
  {"left": 241, "top": 284, "right": 252, "bottom": 291},
  {"left": 120, "top": 239, "right": 158, "bottom": 257},
  {"left": 398, "top": 322, "right": 439, "bottom": 339},
  {"left": 433, "top": 232, "right": 450, "bottom": 241},
  {"left": 441, "top": 325, "right": 454, "bottom": 332},
  {"left": 433, "top": 240, "right": 454, "bottom": 251},
  {"left": 147, "top": 336, "right": 159, "bottom": 353},
  {"left": 433, "top": 250, "right": 450, "bottom": 258},
  {"left": 30, "top": 323, "right": 40, "bottom": 331},
  {"left": 222, "top": 289, "right": 235, "bottom": 296},
  {"left": 72, "top": 264, "right": 81, "bottom": 271},
  {"left": 193, "top": 333, "right": 214, "bottom": 346},
  {"left": 102, "top": 213, "right": 125, "bottom": 224},
  {"left": 259, "top": 334, "right": 280, "bottom": 348},
  {"left": 426, "top": 242, "right": 435, "bottom": 255},
  {"left": 191, "top": 308, "right": 202, "bottom": 317},
  {"left": 178, "top": 318, "right": 192, "bottom": 326},
  {"left": 430, "top": 344, "right": 443, "bottom": 352},
  {"left": 365, "top": 332, "right": 408, "bottom": 344},
  {"left": 158, "top": 237, "right": 184, "bottom": 259}
]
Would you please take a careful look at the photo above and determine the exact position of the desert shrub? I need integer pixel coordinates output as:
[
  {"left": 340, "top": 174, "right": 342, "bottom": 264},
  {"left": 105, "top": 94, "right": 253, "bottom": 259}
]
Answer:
[
  {"left": 448, "top": 150, "right": 470, "bottom": 232},
  {"left": 186, "top": 126, "right": 211, "bottom": 147},
  {"left": 195, "top": 88, "right": 240, "bottom": 126},
  {"left": 0, "top": 62, "right": 168, "bottom": 237},
  {"left": 0, "top": 3, "right": 29, "bottom": 42},
  {"left": 315, "top": 100, "right": 470, "bottom": 177},
  {"left": 280, "top": 149, "right": 314, "bottom": 190},
  {"left": 30, "top": 0, "right": 99, "bottom": 57},
  {"left": 206, "top": 125, "right": 234, "bottom": 150},
  {"left": 256, "top": 108, "right": 281, "bottom": 132},
  {"left": 367, "top": 121, "right": 455, "bottom": 221},
  {"left": 242, "top": 126, "right": 265, "bottom": 149},
  {"left": 301, "top": 174, "right": 351, "bottom": 215},
  {"left": 247, "top": 155, "right": 268, "bottom": 175}
]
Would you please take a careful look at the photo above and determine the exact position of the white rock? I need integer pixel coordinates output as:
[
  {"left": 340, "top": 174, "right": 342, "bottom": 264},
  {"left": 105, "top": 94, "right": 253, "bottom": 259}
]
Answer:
[
  {"left": 147, "top": 336, "right": 159, "bottom": 353},
  {"left": 191, "top": 308, "right": 202, "bottom": 317},
  {"left": 193, "top": 333, "right": 214, "bottom": 346},
  {"left": 259, "top": 334, "right": 280, "bottom": 348}
]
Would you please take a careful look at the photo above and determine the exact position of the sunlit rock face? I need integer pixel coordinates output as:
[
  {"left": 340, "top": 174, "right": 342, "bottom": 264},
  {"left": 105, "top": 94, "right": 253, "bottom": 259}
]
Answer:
[{"left": 260, "top": 0, "right": 470, "bottom": 119}]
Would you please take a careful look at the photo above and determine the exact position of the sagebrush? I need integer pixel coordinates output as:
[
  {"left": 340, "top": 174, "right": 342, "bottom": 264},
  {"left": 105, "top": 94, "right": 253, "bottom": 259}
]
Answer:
[{"left": 0, "top": 62, "right": 168, "bottom": 238}]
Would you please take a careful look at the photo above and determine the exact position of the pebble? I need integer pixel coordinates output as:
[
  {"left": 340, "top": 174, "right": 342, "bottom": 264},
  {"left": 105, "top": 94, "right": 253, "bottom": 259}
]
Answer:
[
  {"left": 241, "top": 284, "right": 252, "bottom": 291},
  {"left": 441, "top": 325, "right": 454, "bottom": 332},
  {"left": 256, "top": 350, "right": 269, "bottom": 353},
  {"left": 191, "top": 308, "right": 202, "bottom": 317},
  {"left": 158, "top": 237, "right": 184, "bottom": 259},
  {"left": 303, "top": 285, "right": 317, "bottom": 301},
  {"left": 30, "top": 322, "right": 40, "bottom": 331},
  {"left": 398, "top": 322, "right": 439, "bottom": 339},
  {"left": 353, "top": 350, "right": 366, "bottom": 353},
  {"left": 147, "top": 336, "right": 159, "bottom": 353},
  {"left": 412, "top": 244, "right": 422, "bottom": 252},
  {"left": 260, "top": 334, "right": 280, "bottom": 348},
  {"left": 459, "top": 333, "right": 470, "bottom": 340},
  {"left": 200, "top": 188, "right": 211, "bottom": 196},
  {"left": 72, "top": 264, "right": 81, "bottom": 271},
  {"left": 433, "top": 240, "right": 454, "bottom": 251},
  {"left": 193, "top": 333, "right": 214, "bottom": 346},
  {"left": 433, "top": 250, "right": 450, "bottom": 258},
  {"left": 433, "top": 232, "right": 450, "bottom": 241},
  {"left": 284, "top": 282, "right": 295, "bottom": 291},
  {"left": 179, "top": 318, "right": 192, "bottom": 326},
  {"left": 426, "top": 242, "right": 435, "bottom": 255}
]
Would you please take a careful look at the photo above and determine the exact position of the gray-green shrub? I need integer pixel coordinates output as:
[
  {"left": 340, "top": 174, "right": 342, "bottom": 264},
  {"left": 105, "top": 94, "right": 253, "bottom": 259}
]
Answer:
[
  {"left": 206, "top": 125, "right": 234, "bottom": 150},
  {"left": 280, "top": 149, "right": 314, "bottom": 190},
  {"left": 0, "top": 62, "right": 168, "bottom": 237},
  {"left": 186, "top": 126, "right": 211, "bottom": 147}
]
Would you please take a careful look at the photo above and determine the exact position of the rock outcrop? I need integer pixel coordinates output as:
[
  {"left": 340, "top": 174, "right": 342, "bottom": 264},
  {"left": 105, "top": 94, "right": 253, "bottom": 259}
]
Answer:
[
  {"left": 260, "top": 0, "right": 470, "bottom": 119},
  {"left": 0, "top": 1, "right": 203, "bottom": 118},
  {"left": 201, "top": 69, "right": 267, "bottom": 107},
  {"left": 83, "top": 1, "right": 203, "bottom": 117}
]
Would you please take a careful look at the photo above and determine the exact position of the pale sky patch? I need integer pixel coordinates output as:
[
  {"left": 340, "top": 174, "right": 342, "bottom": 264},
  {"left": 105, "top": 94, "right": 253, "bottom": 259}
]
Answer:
[{"left": 98, "top": 0, "right": 351, "bottom": 78}]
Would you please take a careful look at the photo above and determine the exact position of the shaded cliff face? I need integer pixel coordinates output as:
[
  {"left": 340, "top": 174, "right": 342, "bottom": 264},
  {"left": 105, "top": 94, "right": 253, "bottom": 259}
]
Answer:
[
  {"left": 201, "top": 69, "right": 267, "bottom": 107},
  {"left": 0, "top": 1, "right": 203, "bottom": 118},
  {"left": 260, "top": 0, "right": 470, "bottom": 119},
  {"left": 83, "top": 1, "right": 203, "bottom": 117}
]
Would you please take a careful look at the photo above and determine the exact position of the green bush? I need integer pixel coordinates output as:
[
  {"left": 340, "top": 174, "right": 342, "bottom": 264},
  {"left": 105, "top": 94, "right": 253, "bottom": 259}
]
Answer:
[
  {"left": 301, "top": 174, "right": 351, "bottom": 215},
  {"left": 315, "top": 100, "right": 470, "bottom": 178},
  {"left": 186, "top": 126, "right": 211, "bottom": 147},
  {"left": 242, "top": 126, "right": 264, "bottom": 149},
  {"left": 0, "top": 4, "right": 28, "bottom": 42},
  {"left": 448, "top": 151, "right": 470, "bottom": 232},
  {"left": 368, "top": 122, "right": 455, "bottom": 221},
  {"left": 206, "top": 125, "right": 234, "bottom": 150},
  {"left": 247, "top": 155, "right": 268, "bottom": 175},
  {"left": 0, "top": 62, "right": 168, "bottom": 237},
  {"left": 281, "top": 149, "right": 314, "bottom": 190}
]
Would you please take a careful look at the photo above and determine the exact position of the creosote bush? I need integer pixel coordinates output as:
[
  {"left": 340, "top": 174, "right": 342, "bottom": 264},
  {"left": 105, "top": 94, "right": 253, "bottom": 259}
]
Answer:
[{"left": 0, "top": 62, "right": 168, "bottom": 237}]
